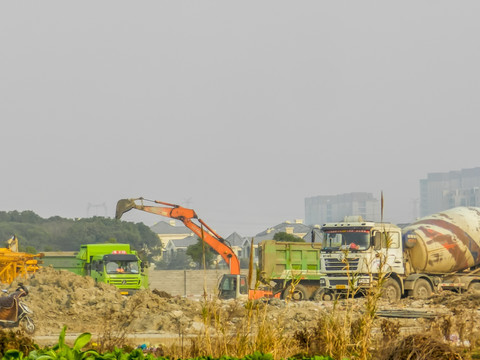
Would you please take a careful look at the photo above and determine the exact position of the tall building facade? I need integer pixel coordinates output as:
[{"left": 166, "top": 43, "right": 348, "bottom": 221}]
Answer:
[
  {"left": 420, "top": 167, "right": 480, "bottom": 217},
  {"left": 305, "top": 192, "right": 380, "bottom": 226}
]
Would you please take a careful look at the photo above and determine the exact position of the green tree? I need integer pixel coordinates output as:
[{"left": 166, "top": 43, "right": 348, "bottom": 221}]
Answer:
[
  {"left": 186, "top": 238, "right": 216, "bottom": 269},
  {"left": 273, "top": 231, "right": 305, "bottom": 242},
  {"left": 24, "top": 246, "right": 37, "bottom": 254},
  {"left": 0, "top": 211, "right": 161, "bottom": 261}
]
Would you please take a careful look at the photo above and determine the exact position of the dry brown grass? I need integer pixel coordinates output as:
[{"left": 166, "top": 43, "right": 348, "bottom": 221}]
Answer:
[
  {"left": 184, "top": 298, "right": 301, "bottom": 360},
  {"left": 293, "top": 305, "right": 351, "bottom": 358},
  {"left": 377, "top": 333, "right": 463, "bottom": 360},
  {"left": 0, "top": 329, "right": 37, "bottom": 356}
]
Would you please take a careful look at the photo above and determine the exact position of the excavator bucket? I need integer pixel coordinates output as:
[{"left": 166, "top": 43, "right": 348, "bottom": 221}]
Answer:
[{"left": 115, "top": 199, "right": 137, "bottom": 219}]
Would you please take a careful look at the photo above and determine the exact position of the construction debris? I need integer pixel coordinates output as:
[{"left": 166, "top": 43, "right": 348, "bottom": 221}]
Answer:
[{"left": 0, "top": 236, "right": 42, "bottom": 284}]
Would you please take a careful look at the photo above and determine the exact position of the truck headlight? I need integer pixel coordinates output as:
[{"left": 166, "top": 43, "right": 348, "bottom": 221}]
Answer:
[{"left": 319, "top": 278, "right": 326, "bottom": 286}]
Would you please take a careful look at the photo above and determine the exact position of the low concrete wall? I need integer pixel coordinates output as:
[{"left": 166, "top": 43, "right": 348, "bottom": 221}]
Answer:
[{"left": 148, "top": 269, "right": 252, "bottom": 298}]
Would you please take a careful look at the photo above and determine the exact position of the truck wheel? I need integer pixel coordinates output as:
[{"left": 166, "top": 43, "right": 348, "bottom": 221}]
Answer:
[
  {"left": 283, "top": 284, "right": 307, "bottom": 301},
  {"left": 468, "top": 282, "right": 480, "bottom": 294},
  {"left": 410, "top": 278, "right": 433, "bottom": 299},
  {"left": 312, "top": 288, "right": 336, "bottom": 301},
  {"left": 382, "top": 278, "right": 401, "bottom": 302}
]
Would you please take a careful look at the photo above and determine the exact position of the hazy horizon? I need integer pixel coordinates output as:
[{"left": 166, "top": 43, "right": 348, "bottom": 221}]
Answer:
[{"left": 2, "top": 2, "right": 479, "bottom": 237}]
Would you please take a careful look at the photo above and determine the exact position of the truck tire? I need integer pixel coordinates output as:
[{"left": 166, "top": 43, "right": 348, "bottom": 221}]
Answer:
[
  {"left": 468, "top": 282, "right": 480, "bottom": 294},
  {"left": 409, "top": 278, "right": 433, "bottom": 299},
  {"left": 282, "top": 284, "right": 307, "bottom": 301},
  {"left": 382, "top": 278, "right": 401, "bottom": 302},
  {"left": 312, "top": 288, "right": 336, "bottom": 301}
]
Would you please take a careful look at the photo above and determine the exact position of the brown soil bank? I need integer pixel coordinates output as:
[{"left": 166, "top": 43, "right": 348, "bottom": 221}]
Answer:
[{"left": 3, "top": 267, "right": 480, "bottom": 358}]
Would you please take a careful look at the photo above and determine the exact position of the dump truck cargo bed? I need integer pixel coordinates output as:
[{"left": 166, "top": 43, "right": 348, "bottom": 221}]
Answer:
[{"left": 41, "top": 252, "right": 83, "bottom": 275}]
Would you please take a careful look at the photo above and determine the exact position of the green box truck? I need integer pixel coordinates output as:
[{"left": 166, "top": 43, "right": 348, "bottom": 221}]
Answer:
[
  {"left": 258, "top": 240, "right": 323, "bottom": 300},
  {"left": 42, "top": 243, "right": 148, "bottom": 295}
]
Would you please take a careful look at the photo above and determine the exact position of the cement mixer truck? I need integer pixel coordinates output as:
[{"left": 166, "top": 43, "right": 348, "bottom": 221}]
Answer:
[{"left": 314, "top": 207, "right": 480, "bottom": 302}]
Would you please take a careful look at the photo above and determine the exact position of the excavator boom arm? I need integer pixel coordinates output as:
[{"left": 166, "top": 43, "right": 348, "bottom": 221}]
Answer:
[{"left": 115, "top": 198, "right": 240, "bottom": 275}]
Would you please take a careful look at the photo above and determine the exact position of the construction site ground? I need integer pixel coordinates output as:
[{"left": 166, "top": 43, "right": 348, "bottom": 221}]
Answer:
[{"left": 7, "top": 267, "right": 480, "bottom": 350}]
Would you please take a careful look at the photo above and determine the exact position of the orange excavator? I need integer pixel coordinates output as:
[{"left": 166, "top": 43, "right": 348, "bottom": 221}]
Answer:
[{"left": 115, "top": 198, "right": 277, "bottom": 300}]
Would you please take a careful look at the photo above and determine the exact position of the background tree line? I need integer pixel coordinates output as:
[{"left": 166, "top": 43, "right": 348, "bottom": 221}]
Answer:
[
  {"left": 0, "top": 210, "right": 161, "bottom": 262},
  {"left": 0, "top": 210, "right": 305, "bottom": 269}
]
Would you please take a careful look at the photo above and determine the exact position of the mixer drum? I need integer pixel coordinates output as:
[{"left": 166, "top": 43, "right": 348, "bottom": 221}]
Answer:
[{"left": 402, "top": 207, "right": 480, "bottom": 274}]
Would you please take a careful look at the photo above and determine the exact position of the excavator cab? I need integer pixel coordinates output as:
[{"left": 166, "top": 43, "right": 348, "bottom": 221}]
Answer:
[{"left": 218, "top": 274, "right": 248, "bottom": 299}]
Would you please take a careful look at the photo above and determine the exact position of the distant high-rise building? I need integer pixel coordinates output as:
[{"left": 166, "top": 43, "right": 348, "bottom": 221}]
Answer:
[
  {"left": 305, "top": 192, "right": 380, "bottom": 226},
  {"left": 420, "top": 167, "right": 480, "bottom": 217}
]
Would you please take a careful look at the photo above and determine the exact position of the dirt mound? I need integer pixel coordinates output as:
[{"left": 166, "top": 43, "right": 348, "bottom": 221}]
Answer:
[
  {"left": 8, "top": 267, "right": 204, "bottom": 336},
  {"left": 430, "top": 291, "right": 480, "bottom": 309},
  {"left": 3, "top": 268, "right": 335, "bottom": 338},
  {"left": 2, "top": 267, "right": 479, "bottom": 353}
]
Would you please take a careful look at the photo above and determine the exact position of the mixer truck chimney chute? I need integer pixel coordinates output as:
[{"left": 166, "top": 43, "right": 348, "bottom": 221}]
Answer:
[{"left": 316, "top": 206, "right": 480, "bottom": 301}]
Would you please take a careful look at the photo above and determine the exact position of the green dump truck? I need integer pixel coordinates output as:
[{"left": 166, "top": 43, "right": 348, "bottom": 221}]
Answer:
[
  {"left": 42, "top": 243, "right": 148, "bottom": 295},
  {"left": 258, "top": 240, "right": 323, "bottom": 300}
]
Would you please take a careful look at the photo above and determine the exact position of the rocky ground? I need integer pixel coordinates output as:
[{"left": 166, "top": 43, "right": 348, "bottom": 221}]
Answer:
[{"left": 5, "top": 267, "right": 480, "bottom": 350}]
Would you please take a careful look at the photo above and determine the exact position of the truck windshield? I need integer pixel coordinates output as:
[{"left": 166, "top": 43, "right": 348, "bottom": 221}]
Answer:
[
  {"left": 321, "top": 230, "right": 370, "bottom": 251},
  {"left": 105, "top": 261, "right": 139, "bottom": 274}
]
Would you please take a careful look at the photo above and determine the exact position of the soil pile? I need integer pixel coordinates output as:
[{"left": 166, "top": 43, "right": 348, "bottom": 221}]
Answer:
[
  {"left": 3, "top": 267, "right": 479, "bottom": 346},
  {"left": 8, "top": 267, "right": 207, "bottom": 336},
  {"left": 5, "top": 268, "right": 337, "bottom": 337}
]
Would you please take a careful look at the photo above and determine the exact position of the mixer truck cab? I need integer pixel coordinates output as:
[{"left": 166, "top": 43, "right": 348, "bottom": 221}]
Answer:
[
  {"left": 316, "top": 207, "right": 480, "bottom": 301},
  {"left": 317, "top": 217, "right": 405, "bottom": 301}
]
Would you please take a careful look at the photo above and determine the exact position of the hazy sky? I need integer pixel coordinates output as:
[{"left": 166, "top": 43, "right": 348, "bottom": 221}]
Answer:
[{"left": 2, "top": 2, "right": 480, "bottom": 237}]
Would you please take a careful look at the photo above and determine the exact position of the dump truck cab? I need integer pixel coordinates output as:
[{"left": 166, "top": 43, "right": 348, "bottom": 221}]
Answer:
[{"left": 77, "top": 244, "right": 148, "bottom": 295}]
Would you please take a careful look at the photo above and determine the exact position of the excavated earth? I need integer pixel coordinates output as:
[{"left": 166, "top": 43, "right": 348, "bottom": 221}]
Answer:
[{"left": 7, "top": 267, "right": 480, "bottom": 348}]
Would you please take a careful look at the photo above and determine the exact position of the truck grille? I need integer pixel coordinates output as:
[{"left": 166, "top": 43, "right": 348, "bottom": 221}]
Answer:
[
  {"left": 324, "top": 258, "right": 359, "bottom": 271},
  {"left": 109, "top": 279, "right": 141, "bottom": 286}
]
